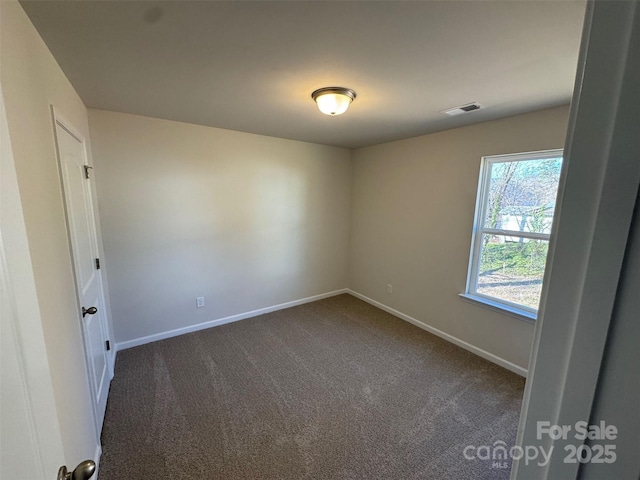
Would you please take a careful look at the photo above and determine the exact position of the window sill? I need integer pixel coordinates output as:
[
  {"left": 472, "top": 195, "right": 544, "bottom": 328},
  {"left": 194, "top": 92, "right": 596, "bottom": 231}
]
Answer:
[{"left": 459, "top": 293, "right": 537, "bottom": 323}]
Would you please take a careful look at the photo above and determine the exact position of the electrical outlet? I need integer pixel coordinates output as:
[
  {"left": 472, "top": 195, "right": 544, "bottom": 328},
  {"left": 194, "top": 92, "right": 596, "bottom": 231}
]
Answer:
[
  {"left": 387, "top": 284, "right": 393, "bottom": 294},
  {"left": 196, "top": 296, "right": 205, "bottom": 308}
]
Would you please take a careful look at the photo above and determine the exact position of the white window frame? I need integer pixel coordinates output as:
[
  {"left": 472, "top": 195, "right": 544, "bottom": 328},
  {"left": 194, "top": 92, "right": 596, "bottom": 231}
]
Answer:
[{"left": 461, "top": 148, "right": 563, "bottom": 321}]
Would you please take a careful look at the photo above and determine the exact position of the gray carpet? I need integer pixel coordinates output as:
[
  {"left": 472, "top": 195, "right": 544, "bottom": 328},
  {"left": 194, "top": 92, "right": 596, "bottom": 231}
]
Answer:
[{"left": 99, "top": 294, "right": 524, "bottom": 479}]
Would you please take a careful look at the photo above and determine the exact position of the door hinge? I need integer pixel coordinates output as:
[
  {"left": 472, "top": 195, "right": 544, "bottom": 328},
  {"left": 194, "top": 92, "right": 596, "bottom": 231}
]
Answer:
[
  {"left": 95, "top": 258, "right": 101, "bottom": 269},
  {"left": 83, "top": 165, "right": 93, "bottom": 179},
  {"left": 106, "top": 340, "right": 111, "bottom": 351}
]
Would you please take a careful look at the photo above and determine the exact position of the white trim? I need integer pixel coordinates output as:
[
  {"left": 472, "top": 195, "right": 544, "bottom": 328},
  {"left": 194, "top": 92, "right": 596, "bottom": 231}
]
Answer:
[
  {"left": 512, "top": 2, "right": 640, "bottom": 478},
  {"left": 459, "top": 293, "right": 536, "bottom": 322},
  {"left": 483, "top": 148, "right": 565, "bottom": 164},
  {"left": 0, "top": 234, "right": 49, "bottom": 479},
  {"left": 114, "top": 286, "right": 527, "bottom": 376},
  {"left": 115, "top": 289, "right": 349, "bottom": 352},
  {"left": 93, "top": 443, "right": 102, "bottom": 479},
  {"left": 481, "top": 228, "right": 551, "bottom": 241},
  {"left": 347, "top": 289, "right": 528, "bottom": 377},
  {"left": 465, "top": 148, "right": 563, "bottom": 314},
  {"left": 1, "top": 85, "right": 66, "bottom": 476}
]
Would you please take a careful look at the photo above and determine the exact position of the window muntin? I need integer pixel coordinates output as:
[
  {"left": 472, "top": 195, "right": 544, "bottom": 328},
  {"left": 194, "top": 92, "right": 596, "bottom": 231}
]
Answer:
[{"left": 466, "top": 150, "right": 563, "bottom": 315}]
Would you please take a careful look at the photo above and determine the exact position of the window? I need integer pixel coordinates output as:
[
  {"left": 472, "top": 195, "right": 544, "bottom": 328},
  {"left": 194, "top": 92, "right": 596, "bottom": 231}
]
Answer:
[{"left": 463, "top": 149, "right": 563, "bottom": 319}]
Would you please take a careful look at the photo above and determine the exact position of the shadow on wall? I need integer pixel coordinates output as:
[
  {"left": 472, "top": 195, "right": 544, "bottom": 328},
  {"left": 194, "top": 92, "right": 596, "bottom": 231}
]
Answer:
[{"left": 90, "top": 109, "right": 351, "bottom": 344}]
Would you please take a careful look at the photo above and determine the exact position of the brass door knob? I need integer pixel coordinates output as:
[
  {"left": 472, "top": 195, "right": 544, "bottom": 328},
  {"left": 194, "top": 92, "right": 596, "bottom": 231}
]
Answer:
[{"left": 58, "top": 460, "right": 96, "bottom": 480}]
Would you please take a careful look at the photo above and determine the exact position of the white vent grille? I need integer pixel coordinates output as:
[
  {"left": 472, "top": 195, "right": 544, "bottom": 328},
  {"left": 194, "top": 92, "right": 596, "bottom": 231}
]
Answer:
[{"left": 441, "top": 102, "right": 483, "bottom": 116}]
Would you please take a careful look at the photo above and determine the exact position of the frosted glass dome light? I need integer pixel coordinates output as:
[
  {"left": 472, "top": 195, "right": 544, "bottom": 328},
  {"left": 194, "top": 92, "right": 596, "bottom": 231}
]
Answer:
[{"left": 311, "top": 87, "right": 357, "bottom": 116}]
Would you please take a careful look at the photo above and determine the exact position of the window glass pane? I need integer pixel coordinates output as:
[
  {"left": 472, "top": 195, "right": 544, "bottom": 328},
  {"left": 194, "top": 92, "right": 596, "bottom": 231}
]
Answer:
[
  {"left": 483, "top": 157, "right": 562, "bottom": 234},
  {"left": 477, "top": 234, "right": 549, "bottom": 310}
]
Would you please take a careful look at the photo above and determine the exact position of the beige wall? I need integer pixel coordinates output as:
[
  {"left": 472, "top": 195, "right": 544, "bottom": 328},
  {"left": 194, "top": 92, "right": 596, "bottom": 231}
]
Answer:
[
  {"left": 0, "top": 0, "right": 99, "bottom": 465},
  {"left": 88, "top": 110, "right": 351, "bottom": 344},
  {"left": 3, "top": 6, "right": 569, "bottom": 457},
  {"left": 349, "top": 106, "right": 570, "bottom": 370}
]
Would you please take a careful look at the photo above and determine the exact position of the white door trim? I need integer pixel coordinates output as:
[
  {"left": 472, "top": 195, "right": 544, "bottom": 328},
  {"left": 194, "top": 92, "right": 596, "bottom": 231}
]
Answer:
[
  {"left": 512, "top": 1, "right": 640, "bottom": 478},
  {"left": 0, "top": 82, "right": 65, "bottom": 479}
]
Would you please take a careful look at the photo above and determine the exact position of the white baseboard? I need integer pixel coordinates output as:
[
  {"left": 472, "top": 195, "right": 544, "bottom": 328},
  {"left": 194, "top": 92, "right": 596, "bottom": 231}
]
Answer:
[
  {"left": 115, "top": 289, "right": 349, "bottom": 353},
  {"left": 346, "top": 289, "right": 528, "bottom": 377},
  {"left": 94, "top": 443, "right": 102, "bottom": 479},
  {"left": 114, "top": 286, "right": 527, "bottom": 377}
]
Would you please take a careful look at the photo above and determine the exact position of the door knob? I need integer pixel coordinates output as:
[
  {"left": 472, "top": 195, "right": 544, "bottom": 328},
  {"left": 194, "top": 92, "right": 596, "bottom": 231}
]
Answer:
[
  {"left": 57, "top": 460, "right": 96, "bottom": 480},
  {"left": 82, "top": 306, "right": 97, "bottom": 317}
]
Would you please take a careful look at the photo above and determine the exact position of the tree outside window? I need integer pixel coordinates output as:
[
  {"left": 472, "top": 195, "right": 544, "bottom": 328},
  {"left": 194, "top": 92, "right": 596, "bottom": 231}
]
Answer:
[{"left": 465, "top": 150, "right": 563, "bottom": 315}]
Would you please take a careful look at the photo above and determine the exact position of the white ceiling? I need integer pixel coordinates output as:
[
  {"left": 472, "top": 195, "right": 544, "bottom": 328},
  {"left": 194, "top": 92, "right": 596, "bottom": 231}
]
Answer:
[{"left": 21, "top": 0, "right": 586, "bottom": 149}]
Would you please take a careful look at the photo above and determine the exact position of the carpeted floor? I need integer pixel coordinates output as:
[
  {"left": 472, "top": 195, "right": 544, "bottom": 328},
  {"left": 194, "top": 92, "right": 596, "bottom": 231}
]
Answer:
[{"left": 99, "top": 294, "right": 524, "bottom": 479}]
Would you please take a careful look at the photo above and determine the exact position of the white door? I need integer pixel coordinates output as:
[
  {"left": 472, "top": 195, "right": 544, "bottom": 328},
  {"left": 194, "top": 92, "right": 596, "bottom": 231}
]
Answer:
[
  {"left": 1, "top": 82, "right": 66, "bottom": 479},
  {"left": 53, "top": 110, "right": 111, "bottom": 433}
]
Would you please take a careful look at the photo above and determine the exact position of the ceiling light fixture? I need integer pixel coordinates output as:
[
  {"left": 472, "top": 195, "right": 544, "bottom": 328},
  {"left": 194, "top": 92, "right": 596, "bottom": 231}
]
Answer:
[{"left": 311, "top": 87, "right": 357, "bottom": 116}]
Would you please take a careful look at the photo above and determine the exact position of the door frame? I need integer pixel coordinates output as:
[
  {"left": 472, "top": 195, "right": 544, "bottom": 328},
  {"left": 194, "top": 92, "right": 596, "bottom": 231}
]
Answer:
[
  {"left": 1, "top": 83, "right": 65, "bottom": 479},
  {"left": 50, "top": 106, "right": 114, "bottom": 437},
  {"left": 511, "top": 1, "right": 640, "bottom": 478}
]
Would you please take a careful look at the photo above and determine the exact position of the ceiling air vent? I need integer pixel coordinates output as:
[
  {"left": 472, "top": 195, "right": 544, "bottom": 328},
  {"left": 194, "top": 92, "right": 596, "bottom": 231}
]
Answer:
[{"left": 441, "top": 102, "right": 483, "bottom": 116}]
